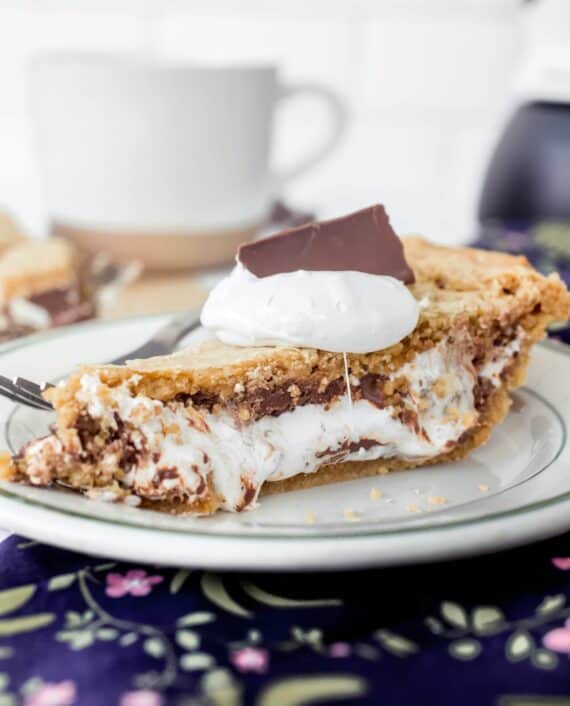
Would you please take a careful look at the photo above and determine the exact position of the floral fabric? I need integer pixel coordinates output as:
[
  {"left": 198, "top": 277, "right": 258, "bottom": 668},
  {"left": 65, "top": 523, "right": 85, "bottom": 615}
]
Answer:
[{"left": 0, "top": 533, "right": 568, "bottom": 706}]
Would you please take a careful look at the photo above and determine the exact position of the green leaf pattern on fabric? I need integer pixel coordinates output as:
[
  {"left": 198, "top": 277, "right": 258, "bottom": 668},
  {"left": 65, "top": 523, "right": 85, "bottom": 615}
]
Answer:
[{"left": 0, "top": 553, "right": 569, "bottom": 703}]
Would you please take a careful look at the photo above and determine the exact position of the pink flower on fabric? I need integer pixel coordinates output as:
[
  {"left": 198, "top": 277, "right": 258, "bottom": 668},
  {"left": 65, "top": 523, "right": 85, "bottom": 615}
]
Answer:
[
  {"left": 552, "top": 557, "right": 570, "bottom": 570},
  {"left": 25, "top": 681, "right": 76, "bottom": 706},
  {"left": 230, "top": 646, "right": 269, "bottom": 673},
  {"left": 328, "top": 641, "right": 351, "bottom": 657},
  {"left": 543, "top": 619, "right": 570, "bottom": 653},
  {"left": 106, "top": 570, "right": 163, "bottom": 598},
  {"left": 120, "top": 690, "right": 165, "bottom": 706}
]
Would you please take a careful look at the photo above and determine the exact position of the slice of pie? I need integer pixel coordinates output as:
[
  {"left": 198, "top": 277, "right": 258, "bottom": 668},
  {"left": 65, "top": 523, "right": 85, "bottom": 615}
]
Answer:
[
  {"left": 0, "top": 210, "right": 143, "bottom": 342},
  {"left": 4, "top": 236, "right": 569, "bottom": 514},
  {"left": 0, "top": 238, "right": 95, "bottom": 341}
]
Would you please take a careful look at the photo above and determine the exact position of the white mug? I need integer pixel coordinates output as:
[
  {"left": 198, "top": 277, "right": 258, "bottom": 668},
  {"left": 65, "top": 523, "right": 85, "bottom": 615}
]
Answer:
[{"left": 29, "top": 54, "right": 347, "bottom": 269}]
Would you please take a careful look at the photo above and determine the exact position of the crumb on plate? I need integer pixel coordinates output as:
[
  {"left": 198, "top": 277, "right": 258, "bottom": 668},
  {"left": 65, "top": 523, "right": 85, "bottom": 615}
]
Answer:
[
  {"left": 427, "top": 495, "right": 447, "bottom": 505},
  {"left": 405, "top": 503, "right": 422, "bottom": 514}
]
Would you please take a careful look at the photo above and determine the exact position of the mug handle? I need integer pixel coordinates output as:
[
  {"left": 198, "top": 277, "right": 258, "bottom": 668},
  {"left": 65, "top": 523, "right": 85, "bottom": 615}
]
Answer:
[{"left": 274, "top": 82, "right": 348, "bottom": 184}]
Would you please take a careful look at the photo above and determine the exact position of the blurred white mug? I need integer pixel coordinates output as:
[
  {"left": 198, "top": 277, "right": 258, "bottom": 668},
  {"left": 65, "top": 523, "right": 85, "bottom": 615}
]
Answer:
[{"left": 30, "top": 54, "right": 347, "bottom": 269}]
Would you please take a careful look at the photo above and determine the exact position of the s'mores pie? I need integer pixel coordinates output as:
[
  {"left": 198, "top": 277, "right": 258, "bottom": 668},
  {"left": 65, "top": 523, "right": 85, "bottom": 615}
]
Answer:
[
  {"left": 5, "top": 206, "right": 570, "bottom": 514},
  {"left": 0, "top": 238, "right": 95, "bottom": 341}
]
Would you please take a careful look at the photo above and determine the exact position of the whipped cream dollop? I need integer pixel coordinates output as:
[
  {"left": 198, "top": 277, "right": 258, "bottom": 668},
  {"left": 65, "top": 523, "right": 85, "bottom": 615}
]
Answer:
[{"left": 201, "top": 263, "right": 419, "bottom": 354}]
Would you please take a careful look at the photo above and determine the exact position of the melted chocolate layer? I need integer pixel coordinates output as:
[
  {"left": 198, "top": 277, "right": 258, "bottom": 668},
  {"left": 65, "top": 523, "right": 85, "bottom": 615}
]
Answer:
[
  {"left": 230, "top": 378, "right": 346, "bottom": 420},
  {"left": 359, "top": 373, "right": 388, "bottom": 409},
  {"left": 29, "top": 286, "right": 94, "bottom": 327}
]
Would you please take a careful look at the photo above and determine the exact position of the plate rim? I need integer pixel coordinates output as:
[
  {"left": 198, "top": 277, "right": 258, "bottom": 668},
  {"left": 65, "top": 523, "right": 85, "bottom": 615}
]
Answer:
[{"left": 0, "top": 317, "right": 568, "bottom": 544}]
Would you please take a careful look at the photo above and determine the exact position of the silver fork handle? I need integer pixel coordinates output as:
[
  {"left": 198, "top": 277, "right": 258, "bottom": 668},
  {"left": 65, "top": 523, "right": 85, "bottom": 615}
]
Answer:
[{"left": 109, "top": 310, "right": 201, "bottom": 366}]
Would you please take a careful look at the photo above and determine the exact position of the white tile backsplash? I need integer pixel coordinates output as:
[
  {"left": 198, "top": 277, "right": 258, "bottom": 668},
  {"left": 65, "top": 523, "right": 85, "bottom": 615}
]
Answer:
[
  {"left": 283, "top": 116, "right": 447, "bottom": 237},
  {"left": 0, "top": 0, "right": 524, "bottom": 244},
  {"left": 157, "top": 11, "right": 355, "bottom": 94},
  {"left": 358, "top": 16, "right": 521, "bottom": 115}
]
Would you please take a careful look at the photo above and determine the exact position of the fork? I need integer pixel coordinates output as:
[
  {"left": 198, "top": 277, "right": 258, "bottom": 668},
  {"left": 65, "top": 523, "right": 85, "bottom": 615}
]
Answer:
[{"left": 0, "top": 310, "right": 201, "bottom": 411}]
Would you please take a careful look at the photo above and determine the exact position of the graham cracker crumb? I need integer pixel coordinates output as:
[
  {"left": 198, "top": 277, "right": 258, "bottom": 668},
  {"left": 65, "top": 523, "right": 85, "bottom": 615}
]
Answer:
[
  {"left": 163, "top": 423, "right": 180, "bottom": 436},
  {"left": 233, "top": 382, "right": 245, "bottom": 394},
  {"left": 418, "top": 397, "right": 430, "bottom": 412},
  {"left": 318, "top": 377, "right": 329, "bottom": 394},
  {"left": 369, "top": 487, "right": 383, "bottom": 500},
  {"left": 130, "top": 404, "right": 153, "bottom": 424},
  {"left": 427, "top": 495, "right": 447, "bottom": 505},
  {"left": 343, "top": 508, "right": 361, "bottom": 522},
  {"left": 304, "top": 511, "right": 317, "bottom": 524},
  {"left": 186, "top": 407, "right": 209, "bottom": 433},
  {"left": 406, "top": 503, "right": 422, "bottom": 513},
  {"left": 288, "top": 384, "right": 301, "bottom": 398},
  {"left": 478, "top": 483, "right": 490, "bottom": 493},
  {"left": 445, "top": 406, "right": 460, "bottom": 422},
  {"left": 0, "top": 451, "right": 15, "bottom": 480},
  {"left": 238, "top": 408, "right": 251, "bottom": 422},
  {"left": 432, "top": 376, "right": 452, "bottom": 398},
  {"left": 98, "top": 385, "right": 112, "bottom": 401},
  {"left": 460, "top": 410, "right": 478, "bottom": 427}
]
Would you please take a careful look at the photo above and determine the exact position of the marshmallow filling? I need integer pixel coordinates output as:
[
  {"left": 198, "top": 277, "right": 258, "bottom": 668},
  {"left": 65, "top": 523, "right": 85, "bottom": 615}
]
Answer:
[{"left": 18, "top": 333, "right": 522, "bottom": 512}]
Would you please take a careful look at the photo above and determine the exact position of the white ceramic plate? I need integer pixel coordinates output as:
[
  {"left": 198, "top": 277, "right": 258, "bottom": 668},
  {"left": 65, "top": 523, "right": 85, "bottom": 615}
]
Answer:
[{"left": 0, "top": 315, "right": 568, "bottom": 571}]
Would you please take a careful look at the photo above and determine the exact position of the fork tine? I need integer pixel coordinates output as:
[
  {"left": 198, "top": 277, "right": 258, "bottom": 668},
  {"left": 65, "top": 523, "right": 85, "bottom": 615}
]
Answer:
[
  {"left": 10, "top": 376, "right": 52, "bottom": 407},
  {"left": 13, "top": 376, "right": 53, "bottom": 397},
  {"left": 0, "top": 376, "right": 53, "bottom": 411},
  {"left": 1, "top": 382, "right": 52, "bottom": 410},
  {"left": 0, "top": 382, "right": 51, "bottom": 411}
]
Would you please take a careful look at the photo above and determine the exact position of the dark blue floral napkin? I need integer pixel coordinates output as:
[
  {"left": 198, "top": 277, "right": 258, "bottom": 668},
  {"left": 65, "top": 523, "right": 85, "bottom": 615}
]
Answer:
[{"left": 0, "top": 533, "right": 569, "bottom": 706}]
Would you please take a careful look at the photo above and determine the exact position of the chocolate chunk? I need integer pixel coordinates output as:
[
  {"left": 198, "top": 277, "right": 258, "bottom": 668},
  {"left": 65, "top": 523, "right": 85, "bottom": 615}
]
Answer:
[
  {"left": 175, "top": 391, "right": 220, "bottom": 409},
  {"left": 75, "top": 413, "right": 101, "bottom": 448},
  {"left": 28, "top": 286, "right": 95, "bottom": 327},
  {"left": 351, "top": 438, "right": 381, "bottom": 452},
  {"left": 157, "top": 467, "right": 178, "bottom": 481},
  {"left": 474, "top": 377, "right": 495, "bottom": 411},
  {"left": 360, "top": 373, "right": 387, "bottom": 408},
  {"left": 236, "top": 477, "right": 257, "bottom": 511},
  {"left": 238, "top": 204, "right": 414, "bottom": 283},
  {"left": 29, "top": 286, "right": 79, "bottom": 313},
  {"left": 316, "top": 438, "right": 381, "bottom": 461},
  {"left": 153, "top": 467, "right": 178, "bottom": 487},
  {"left": 228, "top": 377, "right": 345, "bottom": 421},
  {"left": 105, "top": 413, "right": 142, "bottom": 471},
  {"left": 399, "top": 408, "right": 421, "bottom": 435}
]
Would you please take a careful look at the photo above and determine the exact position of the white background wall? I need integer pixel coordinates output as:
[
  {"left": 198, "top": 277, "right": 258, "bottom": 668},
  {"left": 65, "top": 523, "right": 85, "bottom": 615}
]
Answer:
[{"left": 0, "top": 0, "right": 526, "bottom": 245}]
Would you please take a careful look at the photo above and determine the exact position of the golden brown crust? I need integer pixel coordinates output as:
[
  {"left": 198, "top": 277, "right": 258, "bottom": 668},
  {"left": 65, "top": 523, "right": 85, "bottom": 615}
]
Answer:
[
  {"left": 0, "top": 451, "right": 15, "bottom": 481},
  {"left": 0, "top": 238, "right": 79, "bottom": 303}
]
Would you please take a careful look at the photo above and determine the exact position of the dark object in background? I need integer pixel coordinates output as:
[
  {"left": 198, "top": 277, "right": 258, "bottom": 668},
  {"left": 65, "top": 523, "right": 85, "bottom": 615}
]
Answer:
[
  {"left": 479, "top": 102, "right": 570, "bottom": 223},
  {"left": 476, "top": 101, "right": 570, "bottom": 344},
  {"left": 266, "top": 200, "right": 315, "bottom": 230}
]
